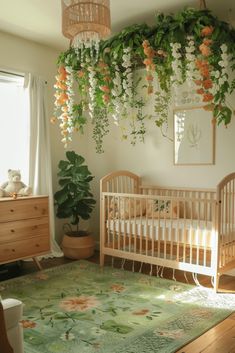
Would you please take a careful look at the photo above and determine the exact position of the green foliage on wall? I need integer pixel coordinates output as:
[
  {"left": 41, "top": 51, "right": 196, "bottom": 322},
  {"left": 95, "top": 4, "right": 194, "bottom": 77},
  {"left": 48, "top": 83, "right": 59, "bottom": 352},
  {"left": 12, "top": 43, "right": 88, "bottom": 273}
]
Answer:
[{"left": 53, "top": 8, "right": 235, "bottom": 152}]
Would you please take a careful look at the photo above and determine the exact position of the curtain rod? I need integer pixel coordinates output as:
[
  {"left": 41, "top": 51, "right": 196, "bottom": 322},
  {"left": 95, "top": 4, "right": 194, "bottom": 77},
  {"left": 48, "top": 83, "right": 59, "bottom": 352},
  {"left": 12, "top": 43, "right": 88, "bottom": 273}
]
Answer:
[
  {"left": 0, "top": 70, "right": 47, "bottom": 84},
  {"left": 0, "top": 70, "right": 24, "bottom": 78}
]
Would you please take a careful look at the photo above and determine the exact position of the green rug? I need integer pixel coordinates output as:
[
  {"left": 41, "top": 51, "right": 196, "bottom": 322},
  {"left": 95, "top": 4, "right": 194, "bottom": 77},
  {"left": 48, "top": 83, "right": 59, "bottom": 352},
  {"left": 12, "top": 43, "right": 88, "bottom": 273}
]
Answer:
[{"left": 1, "top": 261, "right": 235, "bottom": 353}]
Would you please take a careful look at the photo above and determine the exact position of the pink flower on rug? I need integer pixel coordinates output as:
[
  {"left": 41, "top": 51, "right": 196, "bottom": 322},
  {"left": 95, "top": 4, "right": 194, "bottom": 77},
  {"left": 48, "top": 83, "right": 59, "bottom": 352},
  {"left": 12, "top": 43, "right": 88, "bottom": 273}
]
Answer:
[
  {"left": 155, "top": 329, "right": 184, "bottom": 339},
  {"left": 110, "top": 284, "right": 126, "bottom": 293},
  {"left": 59, "top": 296, "right": 99, "bottom": 312},
  {"left": 132, "top": 309, "right": 149, "bottom": 316},
  {"left": 20, "top": 320, "right": 37, "bottom": 329}
]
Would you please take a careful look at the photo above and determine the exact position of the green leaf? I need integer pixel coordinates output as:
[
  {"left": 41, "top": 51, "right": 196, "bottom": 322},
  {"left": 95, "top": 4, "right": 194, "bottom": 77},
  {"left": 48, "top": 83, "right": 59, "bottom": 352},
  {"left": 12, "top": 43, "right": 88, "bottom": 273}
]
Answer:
[
  {"left": 58, "top": 160, "right": 69, "bottom": 171},
  {"left": 54, "top": 189, "right": 68, "bottom": 204},
  {"left": 100, "top": 320, "right": 133, "bottom": 334}
]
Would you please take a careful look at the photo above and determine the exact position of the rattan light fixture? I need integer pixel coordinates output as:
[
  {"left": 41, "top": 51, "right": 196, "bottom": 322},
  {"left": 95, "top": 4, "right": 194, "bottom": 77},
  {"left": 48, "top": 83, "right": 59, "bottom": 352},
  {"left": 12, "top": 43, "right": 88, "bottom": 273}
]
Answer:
[{"left": 61, "top": 0, "right": 111, "bottom": 48}]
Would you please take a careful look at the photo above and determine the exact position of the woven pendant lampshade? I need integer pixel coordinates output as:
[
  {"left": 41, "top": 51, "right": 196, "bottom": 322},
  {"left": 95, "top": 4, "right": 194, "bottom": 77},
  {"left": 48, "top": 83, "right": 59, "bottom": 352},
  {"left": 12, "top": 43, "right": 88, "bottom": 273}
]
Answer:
[{"left": 61, "top": 0, "right": 111, "bottom": 47}]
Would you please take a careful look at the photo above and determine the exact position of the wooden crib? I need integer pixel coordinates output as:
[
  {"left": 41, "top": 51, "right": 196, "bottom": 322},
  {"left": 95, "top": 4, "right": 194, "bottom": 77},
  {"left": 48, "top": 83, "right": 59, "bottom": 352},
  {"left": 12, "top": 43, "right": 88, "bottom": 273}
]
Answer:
[{"left": 100, "top": 170, "right": 235, "bottom": 292}]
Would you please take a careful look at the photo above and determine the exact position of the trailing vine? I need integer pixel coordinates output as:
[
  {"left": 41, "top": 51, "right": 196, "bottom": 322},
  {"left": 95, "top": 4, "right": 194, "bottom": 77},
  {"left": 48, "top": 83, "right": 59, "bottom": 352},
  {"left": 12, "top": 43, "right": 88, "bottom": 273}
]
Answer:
[{"left": 53, "top": 8, "right": 235, "bottom": 152}]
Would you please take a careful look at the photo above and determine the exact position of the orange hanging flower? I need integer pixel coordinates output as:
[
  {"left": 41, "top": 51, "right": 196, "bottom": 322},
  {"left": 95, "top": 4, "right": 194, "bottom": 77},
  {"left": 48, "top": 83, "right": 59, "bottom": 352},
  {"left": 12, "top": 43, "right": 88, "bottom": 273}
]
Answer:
[
  {"left": 142, "top": 40, "right": 149, "bottom": 48},
  {"left": 102, "top": 94, "right": 110, "bottom": 104},
  {"left": 202, "top": 79, "right": 213, "bottom": 89},
  {"left": 197, "top": 88, "right": 205, "bottom": 95},
  {"left": 142, "top": 40, "right": 156, "bottom": 95},
  {"left": 78, "top": 70, "right": 85, "bottom": 78},
  {"left": 146, "top": 75, "right": 154, "bottom": 81},
  {"left": 144, "top": 46, "right": 155, "bottom": 58},
  {"left": 203, "top": 93, "right": 214, "bottom": 102},
  {"left": 143, "top": 58, "right": 152, "bottom": 66},
  {"left": 203, "top": 38, "right": 213, "bottom": 46},
  {"left": 199, "top": 43, "right": 211, "bottom": 57},
  {"left": 194, "top": 79, "right": 203, "bottom": 86},
  {"left": 100, "top": 85, "right": 110, "bottom": 93},
  {"left": 201, "top": 67, "right": 210, "bottom": 78},
  {"left": 201, "top": 26, "right": 214, "bottom": 37}
]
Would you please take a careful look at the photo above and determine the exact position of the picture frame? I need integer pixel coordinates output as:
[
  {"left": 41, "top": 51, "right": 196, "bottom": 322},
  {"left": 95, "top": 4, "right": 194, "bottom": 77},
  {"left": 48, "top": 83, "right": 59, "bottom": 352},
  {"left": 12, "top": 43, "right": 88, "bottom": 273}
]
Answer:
[{"left": 173, "top": 106, "right": 215, "bottom": 165}]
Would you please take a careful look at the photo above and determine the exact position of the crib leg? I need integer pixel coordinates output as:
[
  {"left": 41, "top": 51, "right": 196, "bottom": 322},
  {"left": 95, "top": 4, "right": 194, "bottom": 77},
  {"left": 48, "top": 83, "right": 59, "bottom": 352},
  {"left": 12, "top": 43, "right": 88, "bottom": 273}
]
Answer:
[
  {"left": 213, "top": 273, "right": 220, "bottom": 293},
  {"left": 100, "top": 252, "right": 105, "bottom": 267}
]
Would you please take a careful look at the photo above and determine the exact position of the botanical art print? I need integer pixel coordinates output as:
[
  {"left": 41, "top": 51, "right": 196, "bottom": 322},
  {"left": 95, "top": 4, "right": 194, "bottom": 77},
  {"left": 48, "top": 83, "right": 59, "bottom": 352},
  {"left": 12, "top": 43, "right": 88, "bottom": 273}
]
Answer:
[
  {"left": 174, "top": 107, "right": 215, "bottom": 164},
  {"left": 1, "top": 261, "right": 235, "bottom": 353},
  {"left": 51, "top": 8, "right": 235, "bottom": 153}
]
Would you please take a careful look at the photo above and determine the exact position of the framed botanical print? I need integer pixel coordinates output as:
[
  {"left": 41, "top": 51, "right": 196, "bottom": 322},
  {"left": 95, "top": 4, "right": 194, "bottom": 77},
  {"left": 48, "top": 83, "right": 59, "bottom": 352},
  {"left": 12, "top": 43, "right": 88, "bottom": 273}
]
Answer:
[{"left": 173, "top": 106, "right": 215, "bottom": 165}]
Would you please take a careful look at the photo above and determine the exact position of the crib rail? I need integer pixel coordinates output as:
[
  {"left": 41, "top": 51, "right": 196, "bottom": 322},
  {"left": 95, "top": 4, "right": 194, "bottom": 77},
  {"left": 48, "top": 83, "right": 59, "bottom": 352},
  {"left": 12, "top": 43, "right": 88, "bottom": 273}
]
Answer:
[
  {"left": 217, "top": 173, "right": 235, "bottom": 274},
  {"left": 101, "top": 192, "right": 218, "bottom": 276},
  {"left": 100, "top": 170, "right": 140, "bottom": 193},
  {"left": 140, "top": 185, "right": 216, "bottom": 221}
]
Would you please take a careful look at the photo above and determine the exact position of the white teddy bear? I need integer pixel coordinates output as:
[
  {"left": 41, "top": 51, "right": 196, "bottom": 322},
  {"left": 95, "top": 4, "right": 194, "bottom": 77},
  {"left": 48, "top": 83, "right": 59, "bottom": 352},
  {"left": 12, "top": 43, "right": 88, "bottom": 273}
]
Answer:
[{"left": 0, "top": 169, "right": 32, "bottom": 197}]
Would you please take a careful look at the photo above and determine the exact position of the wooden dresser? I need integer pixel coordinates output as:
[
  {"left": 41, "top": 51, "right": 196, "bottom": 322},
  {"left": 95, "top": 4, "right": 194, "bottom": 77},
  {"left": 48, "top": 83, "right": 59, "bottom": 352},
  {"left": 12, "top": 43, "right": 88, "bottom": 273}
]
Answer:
[{"left": 0, "top": 196, "right": 50, "bottom": 270}]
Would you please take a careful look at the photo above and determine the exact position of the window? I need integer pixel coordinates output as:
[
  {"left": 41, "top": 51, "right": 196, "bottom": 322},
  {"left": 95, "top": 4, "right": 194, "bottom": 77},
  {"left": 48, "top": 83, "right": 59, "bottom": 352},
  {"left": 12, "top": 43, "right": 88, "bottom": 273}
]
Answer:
[{"left": 0, "top": 72, "right": 30, "bottom": 185}]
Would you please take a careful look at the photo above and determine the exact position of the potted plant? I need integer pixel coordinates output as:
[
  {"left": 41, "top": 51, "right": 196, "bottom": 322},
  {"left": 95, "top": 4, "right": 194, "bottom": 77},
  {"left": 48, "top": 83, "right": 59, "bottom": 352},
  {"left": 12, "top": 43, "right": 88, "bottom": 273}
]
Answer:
[{"left": 54, "top": 151, "right": 96, "bottom": 259}]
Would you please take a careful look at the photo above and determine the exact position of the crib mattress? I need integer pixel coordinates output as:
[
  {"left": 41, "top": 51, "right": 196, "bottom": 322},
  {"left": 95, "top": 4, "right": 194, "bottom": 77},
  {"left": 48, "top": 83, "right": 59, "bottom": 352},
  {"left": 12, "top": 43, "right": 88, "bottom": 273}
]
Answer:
[{"left": 106, "top": 218, "right": 214, "bottom": 247}]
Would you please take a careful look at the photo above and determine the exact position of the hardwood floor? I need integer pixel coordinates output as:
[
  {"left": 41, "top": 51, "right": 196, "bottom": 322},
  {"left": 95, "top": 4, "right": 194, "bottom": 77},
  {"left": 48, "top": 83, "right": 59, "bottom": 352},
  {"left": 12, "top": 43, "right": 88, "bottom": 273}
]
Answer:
[{"left": 1, "top": 252, "right": 235, "bottom": 353}]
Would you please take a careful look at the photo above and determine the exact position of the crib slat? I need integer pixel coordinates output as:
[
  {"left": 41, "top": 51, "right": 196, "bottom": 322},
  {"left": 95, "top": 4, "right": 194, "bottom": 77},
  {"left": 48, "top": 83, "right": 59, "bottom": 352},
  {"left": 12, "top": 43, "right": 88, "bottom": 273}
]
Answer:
[
  {"left": 118, "top": 196, "right": 121, "bottom": 251},
  {"left": 128, "top": 196, "right": 131, "bottom": 253},
  {"left": 151, "top": 198, "right": 154, "bottom": 258},
  {"left": 134, "top": 198, "right": 137, "bottom": 256},
  {"left": 112, "top": 195, "right": 115, "bottom": 252},
  {"left": 228, "top": 181, "right": 231, "bottom": 261},
  {"left": 196, "top": 197, "right": 200, "bottom": 266},
  {"left": 169, "top": 199, "right": 173, "bottom": 261},
  {"left": 232, "top": 179, "right": 235, "bottom": 258},
  {"left": 123, "top": 197, "right": 127, "bottom": 252},
  {"left": 145, "top": 199, "right": 148, "bottom": 257},
  {"left": 107, "top": 196, "right": 111, "bottom": 247},
  {"left": 157, "top": 200, "right": 161, "bottom": 258},
  {"left": 189, "top": 199, "right": 193, "bottom": 265},
  {"left": 140, "top": 199, "right": 143, "bottom": 255}
]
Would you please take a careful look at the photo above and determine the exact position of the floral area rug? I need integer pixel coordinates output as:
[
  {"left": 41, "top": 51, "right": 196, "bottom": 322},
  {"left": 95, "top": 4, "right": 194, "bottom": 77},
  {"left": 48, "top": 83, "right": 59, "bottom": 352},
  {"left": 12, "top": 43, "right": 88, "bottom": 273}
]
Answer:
[{"left": 1, "top": 261, "right": 235, "bottom": 353}]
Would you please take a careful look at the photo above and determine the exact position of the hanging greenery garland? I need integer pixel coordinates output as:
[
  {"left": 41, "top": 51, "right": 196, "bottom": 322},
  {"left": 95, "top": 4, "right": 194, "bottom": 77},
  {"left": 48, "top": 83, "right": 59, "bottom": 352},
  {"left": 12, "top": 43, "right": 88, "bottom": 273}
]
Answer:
[{"left": 52, "top": 8, "right": 235, "bottom": 152}]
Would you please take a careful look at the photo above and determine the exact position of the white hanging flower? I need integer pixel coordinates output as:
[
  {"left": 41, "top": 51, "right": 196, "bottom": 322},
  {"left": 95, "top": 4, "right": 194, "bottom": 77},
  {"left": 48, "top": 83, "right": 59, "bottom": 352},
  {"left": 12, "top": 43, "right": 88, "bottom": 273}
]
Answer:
[
  {"left": 88, "top": 65, "right": 97, "bottom": 119},
  {"left": 122, "top": 47, "right": 133, "bottom": 110},
  {"left": 64, "top": 66, "right": 75, "bottom": 140},
  {"left": 211, "top": 43, "right": 229, "bottom": 97},
  {"left": 170, "top": 42, "right": 183, "bottom": 89},
  {"left": 111, "top": 53, "right": 122, "bottom": 124},
  {"left": 185, "top": 36, "right": 199, "bottom": 100}
]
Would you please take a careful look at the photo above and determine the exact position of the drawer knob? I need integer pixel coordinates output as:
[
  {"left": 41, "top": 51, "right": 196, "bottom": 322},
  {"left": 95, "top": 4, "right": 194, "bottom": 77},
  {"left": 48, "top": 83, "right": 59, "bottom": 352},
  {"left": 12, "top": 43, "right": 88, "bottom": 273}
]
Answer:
[
  {"left": 10, "top": 209, "right": 14, "bottom": 212},
  {"left": 34, "top": 206, "right": 38, "bottom": 210},
  {"left": 12, "top": 249, "right": 15, "bottom": 252},
  {"left": 11, "top": 229, "right": 15, "bottom": 233},
  {"left": 36, "top": 244, "right": 40, "bottom": 247}
]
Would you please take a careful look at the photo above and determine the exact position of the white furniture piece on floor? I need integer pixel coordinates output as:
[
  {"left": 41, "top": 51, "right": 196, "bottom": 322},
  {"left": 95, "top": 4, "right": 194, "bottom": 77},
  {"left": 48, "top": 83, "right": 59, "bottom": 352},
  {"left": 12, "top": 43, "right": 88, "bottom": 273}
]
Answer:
[{"left": 0, "top": 298, "right": 24, "bottom": 353}]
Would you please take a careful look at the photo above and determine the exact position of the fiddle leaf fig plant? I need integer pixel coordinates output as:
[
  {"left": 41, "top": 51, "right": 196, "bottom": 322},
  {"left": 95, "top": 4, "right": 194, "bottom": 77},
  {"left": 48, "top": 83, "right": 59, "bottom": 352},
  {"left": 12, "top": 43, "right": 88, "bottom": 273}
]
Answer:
[{"left": 54, "top": 151, "right": 96, "bottom": 235}]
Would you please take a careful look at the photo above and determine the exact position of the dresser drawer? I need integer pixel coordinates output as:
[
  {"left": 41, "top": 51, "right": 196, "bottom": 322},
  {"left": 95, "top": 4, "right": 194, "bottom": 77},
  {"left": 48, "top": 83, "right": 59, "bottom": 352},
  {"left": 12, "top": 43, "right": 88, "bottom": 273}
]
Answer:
[
  {"left": 0, "top": 236, "right": 50, "bottom": 263},
  {"left": 0, "top": 217, "right": 49, "bottom": 243},
  {"left": 0, "top": 197, "right": 48, "bottom": 222}
]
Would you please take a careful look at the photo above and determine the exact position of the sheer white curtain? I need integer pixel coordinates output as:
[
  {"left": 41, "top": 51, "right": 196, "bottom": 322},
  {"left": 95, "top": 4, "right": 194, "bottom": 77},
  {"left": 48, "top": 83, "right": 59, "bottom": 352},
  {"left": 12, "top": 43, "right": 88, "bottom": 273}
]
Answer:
[{"left": 25, "top": 73, "right": 63, "bottom": 257}]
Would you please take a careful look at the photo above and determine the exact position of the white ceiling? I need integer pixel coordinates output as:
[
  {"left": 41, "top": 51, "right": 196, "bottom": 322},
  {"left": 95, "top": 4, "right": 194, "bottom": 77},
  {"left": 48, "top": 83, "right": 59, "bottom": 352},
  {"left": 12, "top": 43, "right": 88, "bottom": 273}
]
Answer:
[{"left": 0, "top": 0, "right": 234, "bottom": 51}]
